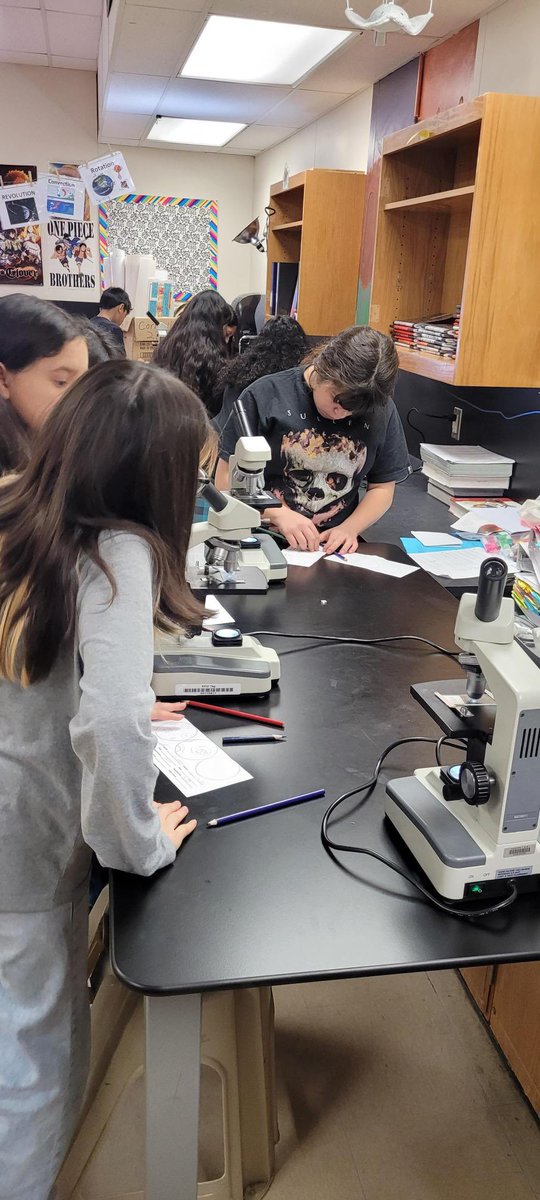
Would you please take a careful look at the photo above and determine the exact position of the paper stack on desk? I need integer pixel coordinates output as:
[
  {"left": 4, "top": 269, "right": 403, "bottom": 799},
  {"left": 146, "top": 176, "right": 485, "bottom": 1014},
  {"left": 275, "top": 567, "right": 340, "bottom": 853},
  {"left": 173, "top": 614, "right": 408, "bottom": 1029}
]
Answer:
[
  {"left": 407, "top": 546, "right": 515, "bottom": 580},
  {"left": 420, "top": 444, "right": 514, "bottom": 500}
]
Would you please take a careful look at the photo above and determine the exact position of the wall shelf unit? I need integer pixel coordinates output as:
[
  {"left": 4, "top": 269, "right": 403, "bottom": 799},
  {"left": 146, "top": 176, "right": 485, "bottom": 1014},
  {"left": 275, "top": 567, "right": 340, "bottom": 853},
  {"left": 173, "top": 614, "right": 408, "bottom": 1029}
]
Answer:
[
  {"left": 266, "top": 168, "right": 365, "bottom": 336},
  {"left": 370, "top": 93, "right": 540, "bottom": 387}
]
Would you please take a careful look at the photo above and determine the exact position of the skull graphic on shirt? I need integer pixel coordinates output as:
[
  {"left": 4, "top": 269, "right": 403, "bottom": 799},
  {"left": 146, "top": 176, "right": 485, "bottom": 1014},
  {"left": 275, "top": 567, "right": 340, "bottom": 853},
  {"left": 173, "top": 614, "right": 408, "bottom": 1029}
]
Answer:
[{"left": 278, "top": 428, "right": 367, "bottom": 525}]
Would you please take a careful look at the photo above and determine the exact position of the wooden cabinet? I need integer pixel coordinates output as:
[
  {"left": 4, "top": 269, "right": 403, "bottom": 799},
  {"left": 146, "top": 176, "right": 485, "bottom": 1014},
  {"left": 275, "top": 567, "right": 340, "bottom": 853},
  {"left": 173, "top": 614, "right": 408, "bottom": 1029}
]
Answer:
[
  {"left": 369, "top": 92, "right": 540, "bottom": 387},
  {"left": 266, "top": 169, "right": 365, "bottom": 337},
  {"left": 490, "top": 962, "right": 540, "bottom": 1114},
  {"left": 460, "top": 966, "right": 495, "bottom": 1018}
]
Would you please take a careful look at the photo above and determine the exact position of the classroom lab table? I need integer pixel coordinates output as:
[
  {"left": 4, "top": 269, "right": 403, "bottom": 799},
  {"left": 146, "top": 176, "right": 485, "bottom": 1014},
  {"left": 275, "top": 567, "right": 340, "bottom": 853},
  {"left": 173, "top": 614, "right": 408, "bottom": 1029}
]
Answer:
[{"left": 109, "top": 543, "right": 540, "bottom": 1200}]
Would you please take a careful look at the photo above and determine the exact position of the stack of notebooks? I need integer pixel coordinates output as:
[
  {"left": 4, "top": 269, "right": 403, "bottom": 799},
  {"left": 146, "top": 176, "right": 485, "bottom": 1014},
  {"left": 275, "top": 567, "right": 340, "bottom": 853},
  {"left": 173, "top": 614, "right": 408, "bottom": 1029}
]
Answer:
[
  {"left": 420, "top": 444, "right": 515, "bottom": 507},
  {"left": 391, "top": 306, "right": 460, "bottom": 359}
]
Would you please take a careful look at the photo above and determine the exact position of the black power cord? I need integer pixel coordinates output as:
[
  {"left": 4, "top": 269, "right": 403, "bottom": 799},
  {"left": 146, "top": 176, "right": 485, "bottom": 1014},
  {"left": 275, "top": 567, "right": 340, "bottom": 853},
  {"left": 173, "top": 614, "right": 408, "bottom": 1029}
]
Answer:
[
  {"left": 406, "top": 406, "right": 454, "bottom": 442},
  {"left": 247, "top": 629, "right": 460, "bottom": 663},
  {"left": 320, "top": 735, "right": 518, "bottom": 920}
]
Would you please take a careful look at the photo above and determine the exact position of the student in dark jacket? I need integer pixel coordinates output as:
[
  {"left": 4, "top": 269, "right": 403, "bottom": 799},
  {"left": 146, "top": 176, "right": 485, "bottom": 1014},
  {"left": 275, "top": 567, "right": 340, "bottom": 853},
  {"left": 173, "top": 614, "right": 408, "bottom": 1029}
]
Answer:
[
  {"left": 90, "top": 286, "right": 131, "bottom": 355},
  {"left": 213, "top": 315, "right": 307, "bottom": 437}
]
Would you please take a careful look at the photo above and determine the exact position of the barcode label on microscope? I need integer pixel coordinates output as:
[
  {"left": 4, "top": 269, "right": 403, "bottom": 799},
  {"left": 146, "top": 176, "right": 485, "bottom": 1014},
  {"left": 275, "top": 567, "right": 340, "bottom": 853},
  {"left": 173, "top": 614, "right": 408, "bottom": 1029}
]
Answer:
[{"left": 503, "top": 845, "right": 535, "bottom": 858}]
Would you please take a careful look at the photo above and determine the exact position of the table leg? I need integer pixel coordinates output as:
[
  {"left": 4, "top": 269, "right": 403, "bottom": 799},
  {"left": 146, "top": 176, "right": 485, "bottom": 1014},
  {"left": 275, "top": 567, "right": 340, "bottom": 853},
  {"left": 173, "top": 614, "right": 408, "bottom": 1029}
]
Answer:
[{"left": 145, "top": 992, "right": 202, "bottom": 1200}]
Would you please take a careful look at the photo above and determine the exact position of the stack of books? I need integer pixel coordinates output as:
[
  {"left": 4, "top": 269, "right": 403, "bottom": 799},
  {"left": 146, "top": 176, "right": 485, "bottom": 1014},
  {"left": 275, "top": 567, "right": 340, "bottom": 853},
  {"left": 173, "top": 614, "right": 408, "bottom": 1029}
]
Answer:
[
  {"left": 420, "top": 444, "right": 515, "bottom": 507},
  {"left": 391, "top": 306, "right": 460, "bottom": 359}
]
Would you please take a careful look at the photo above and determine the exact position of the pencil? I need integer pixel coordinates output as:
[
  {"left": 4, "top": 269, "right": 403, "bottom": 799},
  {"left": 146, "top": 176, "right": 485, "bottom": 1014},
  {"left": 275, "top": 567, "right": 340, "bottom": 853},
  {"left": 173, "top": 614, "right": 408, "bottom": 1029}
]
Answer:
[
  {"left": 208, "top": 789, "right": 325, "bottom": 827},
  {"left": 186, "top": 700, "right": 285, "bottom": 729}
]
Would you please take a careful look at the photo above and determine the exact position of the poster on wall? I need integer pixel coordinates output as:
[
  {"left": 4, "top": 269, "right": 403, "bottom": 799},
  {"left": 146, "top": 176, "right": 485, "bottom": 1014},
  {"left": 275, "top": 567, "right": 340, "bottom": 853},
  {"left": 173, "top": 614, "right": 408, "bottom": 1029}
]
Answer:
[
  {"left": 45, "top": 174, "right": 86, "bottom": 221},
  {"left": 44, "top": 215, "right": 98, "bottom": 293},
  {"left": 0, "top": 224, "right": 43, "bottom": 286},
  {"left": 0, "top": 164, "right": 37, "bottom": 186},
  {"left": 49, "top": 163, "right": 91, "bottom": 220},
  {"left": 0, "top": 180, "right": 45, "bottom": 230},
  {"left": 79, "top": 153, "right": 134, "bottom": 204}
]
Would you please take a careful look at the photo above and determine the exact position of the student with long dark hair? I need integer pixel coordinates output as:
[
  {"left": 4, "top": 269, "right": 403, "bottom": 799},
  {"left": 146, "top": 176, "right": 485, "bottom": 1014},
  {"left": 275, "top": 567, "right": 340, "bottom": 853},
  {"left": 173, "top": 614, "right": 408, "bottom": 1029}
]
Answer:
[
  {"left": 154, "top": 288, "right": 237, "bottom": 416},
  {"left": 213, "top": 316, "right": 308, "bottom": 435},
  {"left": 0, "top": 293, "right": 89, "bottom": 473},
  {"left": 0, "top": 360, "right": 209, "bottom": 1198}
]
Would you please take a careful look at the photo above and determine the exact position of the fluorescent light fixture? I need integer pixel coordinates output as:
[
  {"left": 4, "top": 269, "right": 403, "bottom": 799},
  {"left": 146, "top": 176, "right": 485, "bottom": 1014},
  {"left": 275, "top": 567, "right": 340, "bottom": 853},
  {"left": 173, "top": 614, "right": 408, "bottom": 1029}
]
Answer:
[
  {"left": 148, "top": 116, "right": 246, "bottom": 146},
  {"left": 180, "top": 15, "right": 351, "bottom": 86}
]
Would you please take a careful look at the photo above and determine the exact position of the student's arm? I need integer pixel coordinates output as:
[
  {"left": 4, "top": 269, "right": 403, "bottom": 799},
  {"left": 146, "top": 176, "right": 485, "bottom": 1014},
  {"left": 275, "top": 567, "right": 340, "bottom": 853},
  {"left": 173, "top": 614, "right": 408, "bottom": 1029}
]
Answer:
[
  {"left": 319, "top": 482, "right": 395, "bottom": 554},
  {"left": 70, "top": 533, "right": 195, "bottom": 876},
  {"left": 264, "top": 502, "right": 320, "bottom": 551},
  {"left": 215, "top": 456, "right": 230, "bottom": 491}
]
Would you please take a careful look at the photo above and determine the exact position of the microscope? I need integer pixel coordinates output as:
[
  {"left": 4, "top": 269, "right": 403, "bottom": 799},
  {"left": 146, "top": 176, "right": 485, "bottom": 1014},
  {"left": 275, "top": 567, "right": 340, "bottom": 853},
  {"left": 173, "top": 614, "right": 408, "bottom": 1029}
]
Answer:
[
  {"left": 385, "top": 559, "right": 540, "bottom": 902},
  {"left": 220, "top": 397, "right": 288, "bottom": 584},
  {"left": 152, "top": 473, "right": 280, "bottom": 699}
]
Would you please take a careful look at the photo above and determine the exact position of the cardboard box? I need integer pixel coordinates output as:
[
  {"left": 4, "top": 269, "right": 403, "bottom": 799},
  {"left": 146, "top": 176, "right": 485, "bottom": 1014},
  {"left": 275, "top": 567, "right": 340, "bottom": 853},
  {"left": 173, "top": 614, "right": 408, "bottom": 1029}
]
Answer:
[{"left": 124, "top": 316, "right": 176, "bottom": 363}]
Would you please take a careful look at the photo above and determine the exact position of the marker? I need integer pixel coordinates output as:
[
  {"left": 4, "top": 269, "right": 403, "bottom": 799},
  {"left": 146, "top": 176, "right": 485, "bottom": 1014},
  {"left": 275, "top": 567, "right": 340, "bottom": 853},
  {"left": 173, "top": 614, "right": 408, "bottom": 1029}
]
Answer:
[
  {"left": 186, "top": 700, "right": 284, "bottom": 729},
  {"left": 332, "top": 552, "right": 347, "bottom": 560},
  {"left": 222, "top": 734, "right": 286, "bottom": 746},
  {"left": 208, "top": 789, "right": 325, "bottom": 828}
]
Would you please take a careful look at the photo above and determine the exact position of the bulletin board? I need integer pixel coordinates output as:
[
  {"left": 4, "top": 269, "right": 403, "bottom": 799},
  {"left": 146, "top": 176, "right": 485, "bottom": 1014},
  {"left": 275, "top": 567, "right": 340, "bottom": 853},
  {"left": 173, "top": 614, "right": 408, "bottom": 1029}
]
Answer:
[{"left": 99, "top": 194, "right": 218, "bottom": 302}]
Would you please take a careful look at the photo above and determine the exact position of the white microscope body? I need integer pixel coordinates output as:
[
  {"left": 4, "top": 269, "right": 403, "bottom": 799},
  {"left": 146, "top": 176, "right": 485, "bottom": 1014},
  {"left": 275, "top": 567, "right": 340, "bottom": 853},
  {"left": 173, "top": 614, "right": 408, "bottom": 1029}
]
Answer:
[
  {"left": 152, "top": 473, "right": 280, "bottom": 699},
  {"left": 385, "top": 559, "right": 540, "bottom": 901}
]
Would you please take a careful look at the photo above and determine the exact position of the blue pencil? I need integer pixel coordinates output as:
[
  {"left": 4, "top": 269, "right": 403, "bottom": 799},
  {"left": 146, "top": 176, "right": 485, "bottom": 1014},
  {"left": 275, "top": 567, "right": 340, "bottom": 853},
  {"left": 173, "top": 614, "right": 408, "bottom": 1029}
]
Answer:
[{"left": 207, "top": 789, "right": 325, "bottom": 828}]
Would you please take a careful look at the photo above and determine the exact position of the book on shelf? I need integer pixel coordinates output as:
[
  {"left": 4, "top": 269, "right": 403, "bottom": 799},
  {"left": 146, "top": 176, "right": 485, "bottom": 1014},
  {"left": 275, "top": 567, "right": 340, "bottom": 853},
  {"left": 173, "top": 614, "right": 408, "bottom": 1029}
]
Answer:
[{"left": 391, "top": 306, "right": 461, "bottom": 359}]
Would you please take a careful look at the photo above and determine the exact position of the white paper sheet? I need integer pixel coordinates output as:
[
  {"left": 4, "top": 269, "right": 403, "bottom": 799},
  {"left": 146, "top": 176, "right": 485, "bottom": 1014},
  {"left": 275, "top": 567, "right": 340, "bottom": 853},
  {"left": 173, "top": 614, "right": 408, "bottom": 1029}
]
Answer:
[
  {"left": 411, "top": 530, "right": 462, "bottom": 547},
  {"left": 202, "top": 597, "right": 235, "bottom": 628},
  {"left": 282, "top": 549, "right": 325, "bottom": 567},
  {"left": 153, "top": 720, "right": 252, "bottom": 798},
  {"left": 451, "top": 508, "right": 524, "bottom": 535},
  {"left": 408, "top": 547, "right": 514, "bottom": 579},
  {"left": 326, "top": 553, "right": 418, "bottom": 577}
]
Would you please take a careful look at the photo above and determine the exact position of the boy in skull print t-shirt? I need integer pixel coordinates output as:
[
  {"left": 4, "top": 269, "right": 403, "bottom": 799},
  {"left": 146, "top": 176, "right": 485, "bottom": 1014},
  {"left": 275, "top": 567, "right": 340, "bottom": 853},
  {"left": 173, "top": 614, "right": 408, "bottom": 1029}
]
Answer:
[{"left": 216, "top": 326, "right": 409, "bottom": 555}]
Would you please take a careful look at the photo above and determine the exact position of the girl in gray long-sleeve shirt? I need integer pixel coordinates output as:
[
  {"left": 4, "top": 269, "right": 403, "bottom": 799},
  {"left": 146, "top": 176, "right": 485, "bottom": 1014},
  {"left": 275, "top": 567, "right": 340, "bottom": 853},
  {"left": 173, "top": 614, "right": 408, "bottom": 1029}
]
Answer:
[{"left": 0, "top": 359, "right": 210, "bottom": 1199}]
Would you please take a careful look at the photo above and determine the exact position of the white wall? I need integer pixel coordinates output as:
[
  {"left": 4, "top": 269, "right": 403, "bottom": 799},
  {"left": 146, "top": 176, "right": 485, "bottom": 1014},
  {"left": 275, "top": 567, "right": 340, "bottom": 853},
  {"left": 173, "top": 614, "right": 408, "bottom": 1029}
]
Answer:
[
  {"left": 0, "top": 64, "right": 255, "bottom": 303},
  {"left": 474, "top": 0, "right": 540, "bottom": 96},
  {"left": 250, "top": 87, "right": 373, "bottom": 294}
]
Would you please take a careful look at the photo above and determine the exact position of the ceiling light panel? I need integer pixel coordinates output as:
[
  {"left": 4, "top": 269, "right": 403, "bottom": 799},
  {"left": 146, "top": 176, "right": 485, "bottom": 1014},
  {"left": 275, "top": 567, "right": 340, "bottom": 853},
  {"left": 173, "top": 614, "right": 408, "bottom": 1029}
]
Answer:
[
  {"left": 148, "top": 116, "right": 246, "bottom": 147},
  {"left": 180, "top": 15, "right": 352, "bottom": 86}
]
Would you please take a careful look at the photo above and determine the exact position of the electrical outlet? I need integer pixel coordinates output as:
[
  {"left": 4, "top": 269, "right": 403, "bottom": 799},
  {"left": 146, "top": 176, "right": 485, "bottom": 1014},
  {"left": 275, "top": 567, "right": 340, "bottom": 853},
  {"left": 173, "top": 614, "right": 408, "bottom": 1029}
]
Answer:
[{"left": 451, "top": 406, "right": 463, "bottom": 440}]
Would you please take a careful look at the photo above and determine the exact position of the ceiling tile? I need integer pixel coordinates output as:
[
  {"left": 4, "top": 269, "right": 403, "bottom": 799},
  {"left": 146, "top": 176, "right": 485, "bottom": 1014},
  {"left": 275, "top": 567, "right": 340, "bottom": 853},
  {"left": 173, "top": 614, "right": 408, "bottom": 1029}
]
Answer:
[
  {"left": 106, "top": 72, "right": 168, "bottom": 114},
  {"left": 43, "top": 0, "right": 101, "bottom": 12},
  {"left": 127, "top": 0, "right": 208, "bottom": 9},
  {"left": 0, "top": 6, "right": 46, "bottom": 52},
  {"left": 209, "top": 0, "right": 356, "bottom": 30},
  {"left": 225, "top": 124, "right": 294, "bottom": 151},
  {"left": 100, "top": 111, "right": 150, "bottom": 139},
  {"left": 0, "top": 48, "right": 47, "bottom": 63},
  {"left": 300, "top": 28, "right": 437, "bottom": 93},
  {"left": 159, "top": 78, "right": 287, "bottom": 122},
  {"left": 50, "top": 55, "right": 97, "bottom": 69},
  {"left": 0, "top": 0, "right": 40, "bottom": 8},
  {"left": 111, "top": 7, "right": 203, "bottom": 75},
  {"left": 46, "top": 11, "right": 100, "bottom": 56},
  {"left": 259, "top": 89, "right": 342, "bottom": 128}
]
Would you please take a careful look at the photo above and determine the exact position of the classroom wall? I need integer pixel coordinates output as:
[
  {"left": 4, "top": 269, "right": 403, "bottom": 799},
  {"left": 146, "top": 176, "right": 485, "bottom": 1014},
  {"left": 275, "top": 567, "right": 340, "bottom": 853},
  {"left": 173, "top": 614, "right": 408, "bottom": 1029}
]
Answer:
[
  {"left": 250, "top": 87, "right": 373, "bottom": 296},
  {"left": 0, "top": 64, "right": 255, "bottom": 304},
  {"left": 474, "top": 0, "right": 540, "bottom": 97}
]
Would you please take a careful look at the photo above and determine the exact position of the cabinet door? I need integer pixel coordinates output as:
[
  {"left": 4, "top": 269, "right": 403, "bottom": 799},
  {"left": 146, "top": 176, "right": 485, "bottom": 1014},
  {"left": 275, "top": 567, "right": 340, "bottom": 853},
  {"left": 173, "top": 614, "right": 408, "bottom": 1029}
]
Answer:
[
  {"left": 460, "top": 966, "right": 495, "bottom": 1017},
  {"left": 490, "top": 962, "right": 540, "bottom": 1115}
]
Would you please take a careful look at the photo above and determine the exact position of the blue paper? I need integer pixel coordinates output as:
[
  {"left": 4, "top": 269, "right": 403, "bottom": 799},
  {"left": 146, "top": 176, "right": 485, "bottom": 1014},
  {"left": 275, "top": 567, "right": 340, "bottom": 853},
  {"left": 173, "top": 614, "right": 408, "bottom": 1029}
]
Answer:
[{"left": 400, "top": 537, "right": 484, "bottom": 555}]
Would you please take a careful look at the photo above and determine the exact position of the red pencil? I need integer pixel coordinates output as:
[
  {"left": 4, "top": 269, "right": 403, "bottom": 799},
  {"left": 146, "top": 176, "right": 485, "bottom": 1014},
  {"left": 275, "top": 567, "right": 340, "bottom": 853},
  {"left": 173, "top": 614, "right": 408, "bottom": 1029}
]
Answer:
[{"left": 186, "top": 700, "right": 285, "bottom": 729}]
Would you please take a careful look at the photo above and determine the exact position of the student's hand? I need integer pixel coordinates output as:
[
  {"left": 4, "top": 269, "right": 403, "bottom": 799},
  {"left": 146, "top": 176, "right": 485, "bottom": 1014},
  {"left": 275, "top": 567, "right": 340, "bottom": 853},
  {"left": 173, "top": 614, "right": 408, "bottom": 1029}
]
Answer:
[
  {"left": 157, "top": 800, "right": 197, "bottom": 851},
  {"left": 320, "top": 520, "right": 359, "bottom": 556},
  {"left": 270, "top": 503, "right": 320, "bottom": 551},
  {"left": 151, "top": 701, "right": 186, "bottom": 722}
]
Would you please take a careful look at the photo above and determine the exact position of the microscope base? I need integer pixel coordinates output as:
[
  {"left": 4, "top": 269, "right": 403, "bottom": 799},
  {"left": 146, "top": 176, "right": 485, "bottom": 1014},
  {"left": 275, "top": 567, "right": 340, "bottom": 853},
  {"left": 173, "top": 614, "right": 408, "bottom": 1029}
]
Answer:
[
  {"left": 385, "top": 771, "right": 540, "bottom": 902},
  {"left": 153, "top": 633, "right": 280, "bottom": 699}
]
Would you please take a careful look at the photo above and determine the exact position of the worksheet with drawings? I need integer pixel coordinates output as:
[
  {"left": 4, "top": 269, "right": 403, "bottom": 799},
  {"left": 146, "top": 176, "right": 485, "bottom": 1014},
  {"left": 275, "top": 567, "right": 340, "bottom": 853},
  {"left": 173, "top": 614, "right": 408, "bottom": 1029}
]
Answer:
[{"left": 153, "top": 720, "right": 252, "bottom": 798}]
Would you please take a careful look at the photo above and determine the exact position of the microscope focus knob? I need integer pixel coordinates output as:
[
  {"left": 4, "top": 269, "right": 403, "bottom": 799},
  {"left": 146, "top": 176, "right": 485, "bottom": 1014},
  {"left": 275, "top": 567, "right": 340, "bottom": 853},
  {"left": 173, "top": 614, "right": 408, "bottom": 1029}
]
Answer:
[{"left": 459, "top": 761, "right": 492, "bottom": 806}]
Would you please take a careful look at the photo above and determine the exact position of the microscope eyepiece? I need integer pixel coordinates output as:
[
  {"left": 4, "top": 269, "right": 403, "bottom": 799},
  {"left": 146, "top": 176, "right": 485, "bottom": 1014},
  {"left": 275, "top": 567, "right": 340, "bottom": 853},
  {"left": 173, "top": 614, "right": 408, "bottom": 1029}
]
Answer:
[{"left": 474, "top": 557, "right": 508, "bottom": 622}]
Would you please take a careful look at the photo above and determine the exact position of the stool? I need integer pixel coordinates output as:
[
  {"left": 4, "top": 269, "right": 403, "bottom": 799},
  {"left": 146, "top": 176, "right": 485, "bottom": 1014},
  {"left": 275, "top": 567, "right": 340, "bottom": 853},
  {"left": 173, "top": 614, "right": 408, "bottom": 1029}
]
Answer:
[{"left": 56, "top": 894, "right": 277, "bottom": 1200}]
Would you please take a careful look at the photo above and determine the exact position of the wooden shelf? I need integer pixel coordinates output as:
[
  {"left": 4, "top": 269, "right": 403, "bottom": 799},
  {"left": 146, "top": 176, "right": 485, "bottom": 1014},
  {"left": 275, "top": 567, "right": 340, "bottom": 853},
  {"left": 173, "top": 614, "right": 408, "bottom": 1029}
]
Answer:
[
  {"left": 396, "top": 346, "right": 456, "bottom": 383},
  {"left": 385, "top": 186, "right": 475, "bottom": 214},
  {"left": 272, "top": 221, "right": 303, "bottom": 232}
]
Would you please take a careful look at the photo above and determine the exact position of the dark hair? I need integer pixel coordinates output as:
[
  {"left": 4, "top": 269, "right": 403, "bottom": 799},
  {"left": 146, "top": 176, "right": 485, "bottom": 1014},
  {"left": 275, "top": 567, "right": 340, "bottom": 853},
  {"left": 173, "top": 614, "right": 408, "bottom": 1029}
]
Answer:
[
  {"left": 100, "top": 287, "right": 132, "bottom": 314},
  {"left": 75, "top": 316, "right": 124, "bottom": 365},
  {"left": 217, "top": 317, "right": 308, "bottom": 394},
  {"left": 154, "top": 290, "right": 236, "bottom": 416},
  {"left": 0, "top": 360, "right": 210, "bottom": 684},
  {"left": 0, "top": 294, "right": 81, "bottom": 474},
  {"left": 308, "top": 326, "right": 399, "bottom": 413}
]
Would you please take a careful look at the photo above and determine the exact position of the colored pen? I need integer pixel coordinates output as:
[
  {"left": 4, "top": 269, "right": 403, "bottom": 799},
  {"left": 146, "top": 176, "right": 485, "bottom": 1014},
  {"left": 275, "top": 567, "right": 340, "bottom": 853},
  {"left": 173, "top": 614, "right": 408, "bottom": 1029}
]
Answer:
[
  {"left": 186, "top": 700, "right": 285, "bottom": 729},
  {"left": 332, "top": 552, "right": 347, "bottom": 560},
  {"left": 208, "top": 789, "right": 325, "bottom": 828},
  {"left": 222, "top": 734, "right": 286, "bottom": 746}
]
